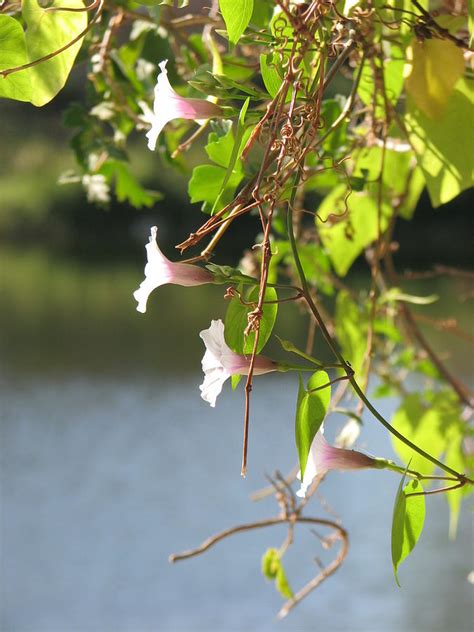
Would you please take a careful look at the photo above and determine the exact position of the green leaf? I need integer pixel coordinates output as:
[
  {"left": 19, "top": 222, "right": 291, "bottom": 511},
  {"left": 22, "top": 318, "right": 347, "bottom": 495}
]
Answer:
[
  {"left": 211, "top": 99, "right": 250, "bottom": 214},
  {"left": 192, "top": 115, "right": 250, "bottom": 213},
  {"left": 405, "top": 78, "right": 474, "bottom": 207},
  {"left": 295, "top": 370, "right": 331, "bottom": 478},
  {"left": 358, "top": 45, "right": 405, "bottom": 116},
  {"left": 260, "top": 52, "right": 282, "bottom": 98},
  {"left": 205, "top": 126, "right": 236, "bottom": 167},
  {"left": 335, "top": 291, "right": 367, "bottom": 376},
  {"left": 188, "top": 164, "right": 242, "bottom": 207},
  {"left": 224, "top": 286, "right": 278, "bottom": 355},
  {"left": 261, "top": 548, "right": 294, "bottom": 599},
  {"left": 317, "top": 185, "right": 392, "bottom": 276},
  {"left": 0, "top": 16, "right": 32, "bottom": 102},
  {"left": 261, "top": 548, "right": 280, "bottom": 579},
  {"left": 391, "top": 476, "right": 425, "bottom": 587},
  {"left": 231, "top": 374, "right": 242, "bottom": 390},
  {"left": 99, "top": 160, "right": 162, "bottom": 208},
  {"left": 405, "top": 39, "right": 464, "bottom": 120},
  {"left": 391, "top": 392, "right": 462, "bottom": 475},
  {"left": 22, "top": 0, "right": 88, "bottom": 107},
  {"left": 444, "top": 431, "right": 471, "bottom": 539},
  {"left": 275, "top": 565, "right": 294, "bottom": 599},
  {"left": 219, "top": 0, "right": 254, "bottom": 46}
]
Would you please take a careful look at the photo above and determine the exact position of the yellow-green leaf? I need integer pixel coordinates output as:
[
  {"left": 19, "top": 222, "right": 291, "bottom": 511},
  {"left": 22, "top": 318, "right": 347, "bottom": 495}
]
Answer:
[
  {"left": 406, "top": 78, "right": 474, "bottom": 207},
  {"left": 22, "top": 0, "right": 87, "bottom": 107},
  {"left": 0, "top": 16, "right": 32, "bottom": 102},
  {"left": 317, "top": 185, "right": 392, "bottom": 276},
  {"left": 219, "top": 0, "right": 253, "bottom": 46},
  {"left": 405, "top": 39, "right": 464, "bottom": 120},
  {"left": 335, "top": 291, "right": 367, "bottom": 376},
  {"left": 224, "top": 285, "right": 278, "bottom": 355},
  {"left": 391, "top": 476, "right": 425, "bottom": 587},
  {"left": 295, "top": 371, "right": 330, "bottom": 478}
]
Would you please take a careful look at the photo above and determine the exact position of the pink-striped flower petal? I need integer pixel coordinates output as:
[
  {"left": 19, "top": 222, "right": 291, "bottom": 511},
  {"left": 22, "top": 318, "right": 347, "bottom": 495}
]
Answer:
[
  {"left": 297, "top": 424, "right": 377, "bottom": 497},
  {"left": 133, "top": 226, "right": 213, "bottom": 313},
  {"left": 199, "top": 319, "right": 277, "bottom": 407},
  {"left": 144, "top": 60, "right": 223, "bottom": 150}
]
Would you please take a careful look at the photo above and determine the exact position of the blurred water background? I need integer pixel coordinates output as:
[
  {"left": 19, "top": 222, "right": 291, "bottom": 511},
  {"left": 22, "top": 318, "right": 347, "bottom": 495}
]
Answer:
[{"left": 1, "top": 94, "right": 473, "bottom": 631}]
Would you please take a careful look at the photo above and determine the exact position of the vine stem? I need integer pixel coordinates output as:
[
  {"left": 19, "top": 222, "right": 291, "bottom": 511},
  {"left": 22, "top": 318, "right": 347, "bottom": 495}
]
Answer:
[
  {"left": 286, "top": 174, "right": 469, "bottom": 482},
  {"left": 168, "top": 515, "right": 345, "bottom": 563}
]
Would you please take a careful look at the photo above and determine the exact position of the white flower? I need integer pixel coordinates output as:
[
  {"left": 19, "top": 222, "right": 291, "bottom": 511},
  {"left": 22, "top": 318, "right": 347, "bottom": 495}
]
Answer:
[
  {"left": 199, "top": 319, "right": 277, "bottom": 407},
  {"left": 143, "top": 60, "right": 223, "bottom": 151},
  {"left": 133, "top": 226, "right": 213, "bottom": 313}
]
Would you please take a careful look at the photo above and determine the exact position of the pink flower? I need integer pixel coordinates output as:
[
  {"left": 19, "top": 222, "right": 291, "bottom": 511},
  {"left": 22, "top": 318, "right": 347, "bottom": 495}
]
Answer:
[
  {"left": 133, "top": 226, "right": 213, "bottom": 313},
  {"left": 297, "top": 424, "right": 377, "bottom": 498},
  {"left": 143, "top": 60, "right": 223, "bottom": 150},
  {"left": 199, "top": 319, "right": 277, "bottom": 407}
]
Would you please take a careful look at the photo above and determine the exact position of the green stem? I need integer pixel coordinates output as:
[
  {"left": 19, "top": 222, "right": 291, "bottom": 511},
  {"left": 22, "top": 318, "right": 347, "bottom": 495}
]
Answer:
[
  {"left": 286, "top": 174, "right": 466, "bottom": 481},
  {"left": 378, "top": 459, "right": 459, "bottom": 482}
]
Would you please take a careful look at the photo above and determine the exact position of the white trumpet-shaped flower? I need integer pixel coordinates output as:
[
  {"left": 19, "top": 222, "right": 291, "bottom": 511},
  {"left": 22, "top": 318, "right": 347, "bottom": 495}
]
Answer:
[
  {"left": 297, "top": 424, "right": 377, "bottom": 498},
  {"left": 199, "top": 319, "right": 277, "bottom": 407},
  {"left": 143, "top": 60, "right": 223, "bottom": 151},
  {"left": 133, "top": 226, "right": 213, "bottom": 313}
]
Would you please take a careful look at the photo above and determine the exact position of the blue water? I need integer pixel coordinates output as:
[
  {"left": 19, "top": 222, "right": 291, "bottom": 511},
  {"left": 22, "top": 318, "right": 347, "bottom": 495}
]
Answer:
[{"left": 2, "top": 372, "right": 473, "bottom": 631}]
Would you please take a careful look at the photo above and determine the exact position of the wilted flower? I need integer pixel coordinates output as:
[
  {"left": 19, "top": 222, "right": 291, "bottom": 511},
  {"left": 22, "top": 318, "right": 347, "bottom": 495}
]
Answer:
[
  {"left": 199, "top": 319, "right": 277, "bottom": 407},
  {"left": 133, "top": 226, "right": 213, "bottom": 313},
  {"left": 142, "top": 59, "right": 223, "bottom": 150},
  {"left": 297, "top": 424, "right": 377, "bottom": 498}
]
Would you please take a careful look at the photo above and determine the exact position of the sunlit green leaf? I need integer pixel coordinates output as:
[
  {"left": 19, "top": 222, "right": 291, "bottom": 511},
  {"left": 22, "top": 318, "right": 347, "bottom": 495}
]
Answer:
[
  {"left": 335, "top": 291, "right": 367, "bottom": 376},
  {"left": 219, "top": 0, "right": 254, "bottom": 46},
  {"left": 212, "top": 99, "right": 250, "bottom": 213},
  {"left": 22, "top": 0, "right": 88, "bottom": 107},
  {"left": 205, "top": 125, "right": 236, "bottom": 167},
  {"left": 261, "top": 548, "right": 294, "bottom": 599},
  {"left": 295, "top": 370, "right": 331, "bottom": 478},
  {"left": 231, "top": 374, "right": 242, "bottom": 390},
  {"left": 188, "top": 164, "right": 242, "bottom": 207},
  {"left": 261, "top": 548, "right": 280, "bottom": 579},
  {"left": 405, "top": 78, "right": 474, "bottom": 207},
  {"left": 260, "top": 52, "right": 282, "bottom": 98},
  {"left": 224, "top": 285, "right": 278, "bottom": 354},
  {"left": 275, "top": 564, "right": 294, "bottom": 599},
  {"left": 405, "top": 39, "right": 464, "bottom": 120},
  {"left": 444, "top": 431, "right": 472, "bottom": 539},
  {"left": 0, "top": 16, "right": 32, "bottom": 102},
  {"left": 392, "top": 475, "right": 425, "bottom": 586},
  {"left": 317, "top": 185, "right": 391, "bottom": 276},
  {"left": 358, "top": 46, "right": 405, "bottom": 116},
  {"left": 391, "top": 392, "right": 462, "bottom": 474}
]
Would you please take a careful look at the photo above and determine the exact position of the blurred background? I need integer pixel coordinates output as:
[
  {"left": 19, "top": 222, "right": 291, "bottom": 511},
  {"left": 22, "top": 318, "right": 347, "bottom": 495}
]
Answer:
[{"left": 1, "top": 69, "right": 473, "bottom": 631}]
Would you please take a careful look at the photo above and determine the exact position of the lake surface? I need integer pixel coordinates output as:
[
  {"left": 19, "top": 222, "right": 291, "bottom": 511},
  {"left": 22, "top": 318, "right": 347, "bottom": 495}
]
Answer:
[{"left": 1, "top": 247, "right": 473, "bottom": 631}]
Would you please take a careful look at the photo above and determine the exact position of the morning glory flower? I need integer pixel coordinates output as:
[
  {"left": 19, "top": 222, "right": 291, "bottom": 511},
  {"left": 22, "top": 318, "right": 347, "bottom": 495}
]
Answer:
[
  {"left": 133, "top": 226, "right": 213, "bottom": 313},
  {"left": 199, "top": 319, "right": 278, "bottom": 407},
  {"left": 297, "top": 424, "right": 377, "bottom": 498},
  {"left": 142, "top": 59, "right": 223, "bottom": 150}
]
